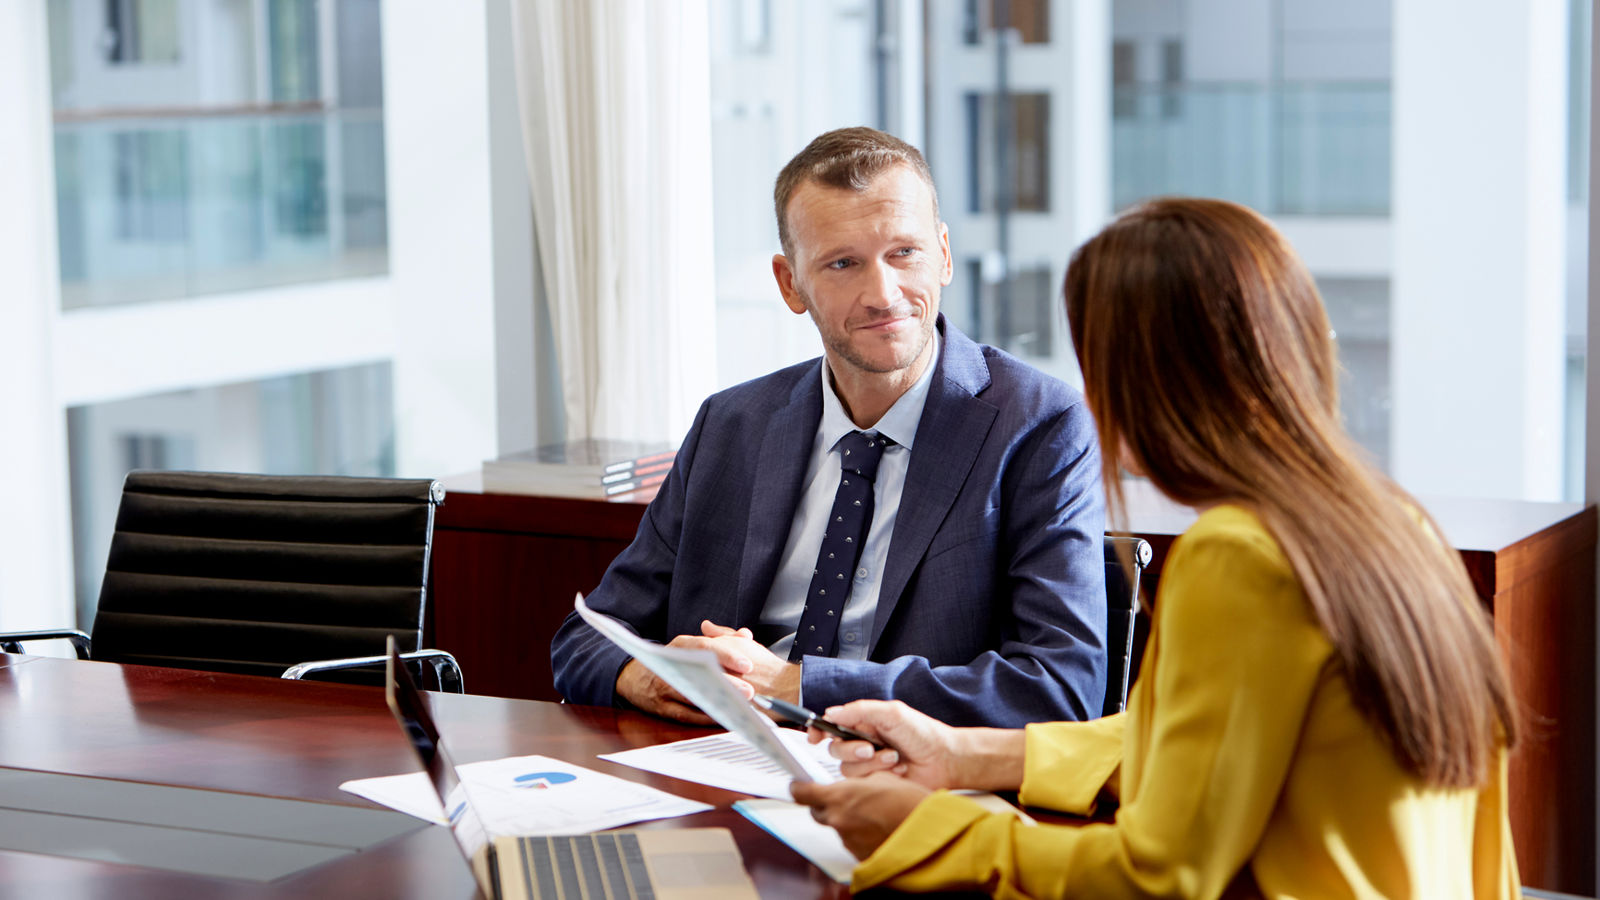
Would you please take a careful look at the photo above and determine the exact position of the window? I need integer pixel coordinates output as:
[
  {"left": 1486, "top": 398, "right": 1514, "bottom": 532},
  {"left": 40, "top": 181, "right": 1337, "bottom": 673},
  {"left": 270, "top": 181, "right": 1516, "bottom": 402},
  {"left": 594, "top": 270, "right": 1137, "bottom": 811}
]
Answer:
[
  {"left": 103, "top": 0, "right": 179, "bottom": 65},
  {"left": 1160, "top": 39, "right": 1182, "bottom": 118},
  {"left": 52, "top": 0, "right": 387, "bottom": 309},
  {"left": 964, "top": 92, "right": 1051, "bottom": 213},
  {"left": 963, "top": 0, "right": 1050, "bottom": 45},
  {"left": 965, "top": 258, "right": 1054, "bottom": 357},
  {"left": 1112, "top": 41, "right": 1136, "bottom": 119}
]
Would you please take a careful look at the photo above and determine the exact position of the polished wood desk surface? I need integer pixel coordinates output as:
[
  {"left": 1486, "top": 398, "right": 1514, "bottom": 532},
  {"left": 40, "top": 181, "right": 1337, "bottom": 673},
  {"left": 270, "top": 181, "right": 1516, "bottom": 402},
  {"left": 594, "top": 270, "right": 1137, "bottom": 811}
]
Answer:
[{"left": 0, "top": 654, "right": 861, "bottom": 900}]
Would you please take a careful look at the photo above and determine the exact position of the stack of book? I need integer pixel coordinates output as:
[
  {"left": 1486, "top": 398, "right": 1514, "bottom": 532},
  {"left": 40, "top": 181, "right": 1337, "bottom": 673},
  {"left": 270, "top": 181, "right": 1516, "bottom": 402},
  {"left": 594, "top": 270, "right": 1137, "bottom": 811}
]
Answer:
[{"left": 481, "top": 439, "right": 676, "bottom": 499}]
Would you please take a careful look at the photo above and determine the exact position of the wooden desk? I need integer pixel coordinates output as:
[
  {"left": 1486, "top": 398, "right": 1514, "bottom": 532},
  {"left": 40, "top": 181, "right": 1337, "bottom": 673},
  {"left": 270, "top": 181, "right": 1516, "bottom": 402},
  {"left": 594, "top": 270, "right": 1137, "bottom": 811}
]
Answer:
[
  {"left": 0, "top": 655, "right": 854, "bottom": 899},
  {"left": 429, "top": 474, "right": 1597, "bottom": 894}
]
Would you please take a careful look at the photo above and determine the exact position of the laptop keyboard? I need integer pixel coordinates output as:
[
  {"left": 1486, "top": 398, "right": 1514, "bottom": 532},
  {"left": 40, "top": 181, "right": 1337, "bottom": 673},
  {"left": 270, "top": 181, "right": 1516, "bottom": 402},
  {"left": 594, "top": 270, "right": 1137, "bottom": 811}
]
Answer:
[{"left": 515, "top": 832, "right": 655, "bottom": 900}]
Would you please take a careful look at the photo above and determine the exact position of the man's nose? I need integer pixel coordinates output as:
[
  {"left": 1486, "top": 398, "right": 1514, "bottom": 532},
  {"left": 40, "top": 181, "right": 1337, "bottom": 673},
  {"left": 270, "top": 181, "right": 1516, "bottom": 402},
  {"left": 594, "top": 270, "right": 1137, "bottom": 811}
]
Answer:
[{"left": 861, "top": 261, "right": 902, "bottom": 307}]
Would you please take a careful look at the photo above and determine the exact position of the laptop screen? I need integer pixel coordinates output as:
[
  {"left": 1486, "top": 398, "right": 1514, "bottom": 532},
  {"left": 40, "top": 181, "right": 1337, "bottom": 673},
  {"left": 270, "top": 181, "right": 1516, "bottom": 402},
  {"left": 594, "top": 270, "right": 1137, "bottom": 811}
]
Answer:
[{"left": 384, "top": 639, "right": 492, "bottom": 891}]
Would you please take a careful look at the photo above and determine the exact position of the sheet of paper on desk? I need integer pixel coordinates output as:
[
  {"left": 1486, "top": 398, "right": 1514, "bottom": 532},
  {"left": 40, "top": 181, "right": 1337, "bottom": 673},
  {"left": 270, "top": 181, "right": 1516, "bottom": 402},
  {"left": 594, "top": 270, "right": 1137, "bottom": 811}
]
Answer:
[
  {"left": 339, "top": 754, "right": 710, "bottom": 832},
  {"left": 734, "top": 792, "right": 1038, "bottom": 884},
  {"left": 575, "top": 593, "right": 836, "bottom": 783},
  {"left": 599, "top": 728, "right": 842, "bottom": 800}
]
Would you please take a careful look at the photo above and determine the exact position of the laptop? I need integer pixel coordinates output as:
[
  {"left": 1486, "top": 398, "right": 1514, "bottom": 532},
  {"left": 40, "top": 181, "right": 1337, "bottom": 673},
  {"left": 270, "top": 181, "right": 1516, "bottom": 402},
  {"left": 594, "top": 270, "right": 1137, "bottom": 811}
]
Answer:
[{"left": 383, "top": 639, "right": 760, "bottom": 900}]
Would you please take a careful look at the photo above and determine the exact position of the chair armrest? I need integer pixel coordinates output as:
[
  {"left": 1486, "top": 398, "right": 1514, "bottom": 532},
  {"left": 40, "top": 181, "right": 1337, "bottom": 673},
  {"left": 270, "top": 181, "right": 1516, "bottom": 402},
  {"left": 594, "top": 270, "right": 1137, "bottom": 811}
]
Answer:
[
  {"left": 281, "top": 649, "right": 464, "bottom": 693},
  {"left": 0, "top": 630, "right": 92, "bottom": 659}
]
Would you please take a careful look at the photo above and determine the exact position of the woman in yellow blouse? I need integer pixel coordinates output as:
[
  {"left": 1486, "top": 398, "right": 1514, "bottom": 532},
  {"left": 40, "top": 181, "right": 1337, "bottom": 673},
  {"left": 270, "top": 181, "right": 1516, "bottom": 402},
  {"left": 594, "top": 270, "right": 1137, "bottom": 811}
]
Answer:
[{"left": 790, "top": 197, "right": 1520, "bottom": 898}]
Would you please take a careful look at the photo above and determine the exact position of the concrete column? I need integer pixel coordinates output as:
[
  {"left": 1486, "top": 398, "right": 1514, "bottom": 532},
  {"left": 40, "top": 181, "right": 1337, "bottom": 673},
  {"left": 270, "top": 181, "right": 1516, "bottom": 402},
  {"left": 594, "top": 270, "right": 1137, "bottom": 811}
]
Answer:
[
  {"left": 1391, "top": 0, "right": 1567, "bottom": 500},
  {"left": 381, "top": 3, "right": 503, "bottom": 476},
  {"left": 0, "top": 0, "right": 75, "bottom": 631},
  {"left": 1064, "top": 0, "right": 1112, "bottom": 256},
  {"left": 1587, "top": 0, "right": 1600, "bottom": 886}
]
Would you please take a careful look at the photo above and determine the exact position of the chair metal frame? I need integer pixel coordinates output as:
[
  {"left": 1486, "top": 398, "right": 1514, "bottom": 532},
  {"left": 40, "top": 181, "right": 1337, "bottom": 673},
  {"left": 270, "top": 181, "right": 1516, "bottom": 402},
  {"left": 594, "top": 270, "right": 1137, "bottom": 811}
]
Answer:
[
  {"left": 1103, "top": 534, "right": 1153, "bottom": 717},
  {"left": 283, "top": 649, "right": 464, "bottom": 693}
]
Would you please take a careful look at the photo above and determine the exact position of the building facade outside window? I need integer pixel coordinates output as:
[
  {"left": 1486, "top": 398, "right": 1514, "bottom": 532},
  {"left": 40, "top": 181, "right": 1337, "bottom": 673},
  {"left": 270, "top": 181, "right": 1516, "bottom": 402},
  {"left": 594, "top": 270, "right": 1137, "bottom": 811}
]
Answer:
[{"left": 709, "top": 0, "right": 1590, "bottom": 504}]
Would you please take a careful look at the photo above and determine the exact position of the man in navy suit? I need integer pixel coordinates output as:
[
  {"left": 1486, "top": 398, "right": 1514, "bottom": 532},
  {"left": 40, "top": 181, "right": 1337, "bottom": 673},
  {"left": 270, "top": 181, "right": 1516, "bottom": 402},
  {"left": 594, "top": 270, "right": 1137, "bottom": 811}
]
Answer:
[{"left": 551, "top": 127, "right": 1105, "bottom": 728}]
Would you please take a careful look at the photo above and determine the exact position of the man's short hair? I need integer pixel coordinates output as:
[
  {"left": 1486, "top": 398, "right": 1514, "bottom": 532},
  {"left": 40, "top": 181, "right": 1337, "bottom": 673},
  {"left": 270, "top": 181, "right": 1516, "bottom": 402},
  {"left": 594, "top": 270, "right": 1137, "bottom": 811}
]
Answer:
[{"left": 773, "top": 126, "right": 940, "bottom": 259}]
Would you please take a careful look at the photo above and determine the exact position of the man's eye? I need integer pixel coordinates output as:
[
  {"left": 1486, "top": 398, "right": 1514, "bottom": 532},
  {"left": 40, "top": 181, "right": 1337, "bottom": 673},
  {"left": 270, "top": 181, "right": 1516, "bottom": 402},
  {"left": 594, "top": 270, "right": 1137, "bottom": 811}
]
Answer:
[
  {"left": 827, "top": 259, "right": 852, "bottom": 270},
  {"left": 894, "top": 247, "right": 916, "bottom": 257}
]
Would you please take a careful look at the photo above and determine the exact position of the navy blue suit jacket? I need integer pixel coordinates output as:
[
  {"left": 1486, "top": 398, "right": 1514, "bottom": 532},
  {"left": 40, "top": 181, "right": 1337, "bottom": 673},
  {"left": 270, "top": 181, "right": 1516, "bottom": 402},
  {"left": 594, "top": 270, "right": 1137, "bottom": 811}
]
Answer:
[{"left": 550, "top": 319, "right": 1106, "bottom": 727}]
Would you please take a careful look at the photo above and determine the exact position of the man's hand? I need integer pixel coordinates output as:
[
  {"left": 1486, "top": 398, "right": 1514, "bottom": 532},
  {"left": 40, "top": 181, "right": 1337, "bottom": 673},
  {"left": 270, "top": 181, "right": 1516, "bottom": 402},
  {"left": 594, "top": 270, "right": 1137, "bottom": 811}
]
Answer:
[
  {"left": 613, "top": 621, "right": 806, "bottom": 722},
  {"left": 699, "top": 620, "right": 802, "bottom": 701},
  {"left": 613, "top": 625, "right": 762, "bottom": 724},
  {"left": 615, "top": 658, "right": 719, "bottom": 724},
  {"left": 789, "top": 773, "right": 930, "bottom": 859}
]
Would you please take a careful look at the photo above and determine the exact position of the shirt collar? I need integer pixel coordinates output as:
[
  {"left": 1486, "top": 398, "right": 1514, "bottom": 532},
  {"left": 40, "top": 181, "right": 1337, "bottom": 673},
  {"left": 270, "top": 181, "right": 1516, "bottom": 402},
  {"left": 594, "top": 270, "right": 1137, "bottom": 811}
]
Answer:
[{"left": 818, "top": 331, "right": 940, "bottom": 452}]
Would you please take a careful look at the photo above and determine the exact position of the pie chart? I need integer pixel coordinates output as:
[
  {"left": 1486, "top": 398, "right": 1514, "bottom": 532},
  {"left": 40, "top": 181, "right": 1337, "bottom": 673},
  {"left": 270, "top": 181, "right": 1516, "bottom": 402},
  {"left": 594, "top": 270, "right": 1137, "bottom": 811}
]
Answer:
[{"left": 513, "top": 771, "right": 578, "bottom": 789}]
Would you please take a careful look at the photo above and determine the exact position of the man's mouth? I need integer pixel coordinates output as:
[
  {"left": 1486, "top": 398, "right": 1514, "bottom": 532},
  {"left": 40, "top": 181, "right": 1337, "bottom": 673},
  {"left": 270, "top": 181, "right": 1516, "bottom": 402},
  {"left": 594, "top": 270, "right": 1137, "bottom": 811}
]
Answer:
[{"left": 855, "top": 310, "right": 918, "bottom": 332}]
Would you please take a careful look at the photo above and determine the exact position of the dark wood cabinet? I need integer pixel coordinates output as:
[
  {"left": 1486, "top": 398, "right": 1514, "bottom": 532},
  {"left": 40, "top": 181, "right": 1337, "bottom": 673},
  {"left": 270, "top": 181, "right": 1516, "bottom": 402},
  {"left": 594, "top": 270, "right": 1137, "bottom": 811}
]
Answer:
[{"left": 428, "top": 472, "right": 1596, "bottom": 894}]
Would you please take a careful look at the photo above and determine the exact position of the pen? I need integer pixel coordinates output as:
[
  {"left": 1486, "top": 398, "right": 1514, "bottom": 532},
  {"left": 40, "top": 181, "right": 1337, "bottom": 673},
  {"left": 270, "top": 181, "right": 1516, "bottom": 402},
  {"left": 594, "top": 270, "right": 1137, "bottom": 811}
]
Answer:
[{"left": 751, "top": 694, "right": 883, "bottom": 749}]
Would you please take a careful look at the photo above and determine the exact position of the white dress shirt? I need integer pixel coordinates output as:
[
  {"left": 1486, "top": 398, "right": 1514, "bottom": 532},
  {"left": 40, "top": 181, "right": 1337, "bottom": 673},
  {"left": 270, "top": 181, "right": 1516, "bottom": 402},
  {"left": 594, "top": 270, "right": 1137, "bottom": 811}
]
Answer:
[{"left": 757, "top": 334, "right": 940, "bottom": 663}]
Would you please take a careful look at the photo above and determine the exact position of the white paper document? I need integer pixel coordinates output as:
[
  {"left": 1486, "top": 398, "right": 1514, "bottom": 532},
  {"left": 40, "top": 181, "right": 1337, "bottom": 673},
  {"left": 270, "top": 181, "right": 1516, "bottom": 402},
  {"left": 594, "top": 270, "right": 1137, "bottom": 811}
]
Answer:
[
  {"left": 600, "top": 729, "right": 843, "bottom": 800},
  {"left": 575, "top": 594, "right": 836, "bottom": 784},
  {"left": 340, "top": 754, "right": 711, "bottom": 833},
  {"left": 734, "top": 798, "right": 858, "bottom": 882},
  {"left": 734, "top": 792, "right": 1038, "bottom": 883}
]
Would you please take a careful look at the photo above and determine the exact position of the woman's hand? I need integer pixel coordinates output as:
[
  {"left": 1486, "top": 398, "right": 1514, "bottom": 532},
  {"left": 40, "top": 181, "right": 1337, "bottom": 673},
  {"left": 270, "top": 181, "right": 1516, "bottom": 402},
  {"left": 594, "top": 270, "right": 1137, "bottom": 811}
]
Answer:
[
  {"left": 809, "top": 699, "right": 1029, "bottom": 792},
  {"left": 806, "top": 699, "right": 962, "bottom": 788},
  {"left": 790, "top": 773, "right": 931, "bottom": 859}
]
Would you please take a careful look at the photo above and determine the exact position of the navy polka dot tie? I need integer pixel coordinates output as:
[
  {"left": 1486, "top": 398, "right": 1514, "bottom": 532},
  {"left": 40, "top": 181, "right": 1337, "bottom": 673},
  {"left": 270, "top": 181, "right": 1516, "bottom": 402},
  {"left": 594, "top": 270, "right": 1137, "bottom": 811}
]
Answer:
[{"left": 789, "top": 430, "right": 893, "bottom": 661}]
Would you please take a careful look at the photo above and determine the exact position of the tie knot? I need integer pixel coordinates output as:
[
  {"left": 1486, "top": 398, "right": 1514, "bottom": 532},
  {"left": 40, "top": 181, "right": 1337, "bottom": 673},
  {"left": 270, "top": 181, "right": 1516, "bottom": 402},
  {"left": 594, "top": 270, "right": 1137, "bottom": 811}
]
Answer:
[{"left": 837, "top": 430, "right": 893, "bottom": 482}]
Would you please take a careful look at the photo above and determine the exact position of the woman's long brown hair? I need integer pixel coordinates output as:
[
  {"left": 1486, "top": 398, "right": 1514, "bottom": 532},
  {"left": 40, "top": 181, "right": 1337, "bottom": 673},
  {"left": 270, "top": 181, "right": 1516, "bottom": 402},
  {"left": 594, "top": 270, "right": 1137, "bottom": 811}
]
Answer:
[{"left": 1065, "top": 197, "right": 1515, "bottom": 787}]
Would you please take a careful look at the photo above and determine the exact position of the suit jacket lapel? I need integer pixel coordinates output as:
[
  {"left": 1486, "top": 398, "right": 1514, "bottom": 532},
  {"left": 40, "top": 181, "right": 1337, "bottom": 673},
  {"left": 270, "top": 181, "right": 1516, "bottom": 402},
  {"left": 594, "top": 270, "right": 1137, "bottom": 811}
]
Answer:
[
  {"left": 735, "top": 367, "right": 822, "bottom": 623},
  {"left": 871, "top": 322, "right": 997, "bottom": 649}
]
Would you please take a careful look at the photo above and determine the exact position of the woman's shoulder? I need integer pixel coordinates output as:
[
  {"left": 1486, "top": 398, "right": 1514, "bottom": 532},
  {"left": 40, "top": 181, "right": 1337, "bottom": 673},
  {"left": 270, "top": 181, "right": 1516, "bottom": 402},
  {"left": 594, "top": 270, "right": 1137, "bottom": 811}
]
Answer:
[
  {"left": 1163, "top": 504, "right": 1308, "bottom": 621},
  {"left": 1178, "top": 504, "right": 1289, "bottom": 570}
]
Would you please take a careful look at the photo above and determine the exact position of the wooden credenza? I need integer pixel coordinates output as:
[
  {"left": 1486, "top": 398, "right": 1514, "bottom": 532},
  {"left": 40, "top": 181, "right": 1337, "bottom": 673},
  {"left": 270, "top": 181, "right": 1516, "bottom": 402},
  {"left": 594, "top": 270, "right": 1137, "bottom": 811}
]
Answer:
[{"left": 428, "top": 472, "right": 1597, "bottom": 894}]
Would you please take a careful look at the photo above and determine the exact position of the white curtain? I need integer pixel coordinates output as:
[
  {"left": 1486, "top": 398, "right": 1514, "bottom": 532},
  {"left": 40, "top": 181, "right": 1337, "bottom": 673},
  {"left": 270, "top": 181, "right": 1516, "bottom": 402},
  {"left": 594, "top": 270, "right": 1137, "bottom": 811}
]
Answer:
[{"left": 509, "top": 0, "right": 718, "bottom": 443}]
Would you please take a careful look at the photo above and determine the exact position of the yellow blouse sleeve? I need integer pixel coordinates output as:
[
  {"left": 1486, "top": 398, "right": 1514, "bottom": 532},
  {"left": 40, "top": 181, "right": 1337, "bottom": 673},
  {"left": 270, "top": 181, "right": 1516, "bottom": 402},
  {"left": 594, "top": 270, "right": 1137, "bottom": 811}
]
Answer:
[
  {"left": 852, "top": 524, "right": 1332, "bottom": 898},
  {"left": 1020, "top": 713, "right": 1126, "bottom": 813}
]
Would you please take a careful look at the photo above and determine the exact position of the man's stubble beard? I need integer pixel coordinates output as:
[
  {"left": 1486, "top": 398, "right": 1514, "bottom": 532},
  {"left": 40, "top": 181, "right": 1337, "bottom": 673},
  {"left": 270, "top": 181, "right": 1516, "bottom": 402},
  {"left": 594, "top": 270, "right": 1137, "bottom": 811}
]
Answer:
[{"left": 800, "top": 288, "right": 937, "bottom": 377}]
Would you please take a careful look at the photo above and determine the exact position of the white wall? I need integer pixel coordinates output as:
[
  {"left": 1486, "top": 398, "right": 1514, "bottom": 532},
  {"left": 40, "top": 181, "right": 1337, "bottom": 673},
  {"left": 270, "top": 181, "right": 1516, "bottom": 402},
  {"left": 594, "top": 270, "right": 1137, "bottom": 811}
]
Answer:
[
  {"left": 485, "top": 0, "right": 541, "bottom": 455},
  {"left": 381, "top": 2, "right": 503, "bottom": 477},
  {"left": 0, "top": 0, "right": 75, "bottom": 633},
  {"left": 1392, "top": 0, "right": 1568, "bottom": 500}
]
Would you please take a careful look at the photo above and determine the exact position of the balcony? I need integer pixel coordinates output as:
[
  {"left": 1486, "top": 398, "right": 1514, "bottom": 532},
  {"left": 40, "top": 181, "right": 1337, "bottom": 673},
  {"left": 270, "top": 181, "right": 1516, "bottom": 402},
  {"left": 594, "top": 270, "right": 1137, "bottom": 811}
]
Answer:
[{"left": 53, "top": 105, "right": 388, "bottom": 309}]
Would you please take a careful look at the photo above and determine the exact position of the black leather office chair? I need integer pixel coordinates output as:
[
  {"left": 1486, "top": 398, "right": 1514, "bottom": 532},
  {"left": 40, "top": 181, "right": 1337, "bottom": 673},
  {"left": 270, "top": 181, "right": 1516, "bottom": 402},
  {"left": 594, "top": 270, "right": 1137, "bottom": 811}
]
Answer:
[
  {"left": 1102, "top": 534, "right": 1152, "bottom": 717},
  {"left": 0, "top": 470, "right": 462, "bottom": 691}
]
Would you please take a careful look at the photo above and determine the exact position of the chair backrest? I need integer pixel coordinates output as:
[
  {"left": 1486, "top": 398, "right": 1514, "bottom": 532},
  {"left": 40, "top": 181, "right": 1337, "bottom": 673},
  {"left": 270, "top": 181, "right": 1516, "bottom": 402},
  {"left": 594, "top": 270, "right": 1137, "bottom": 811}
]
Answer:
[
  {"left": 1102, "top": 535, "right": 1152, "bottom": 717},
  {"left": 90, "top": 471, "right": 444, "bottom": 682}
]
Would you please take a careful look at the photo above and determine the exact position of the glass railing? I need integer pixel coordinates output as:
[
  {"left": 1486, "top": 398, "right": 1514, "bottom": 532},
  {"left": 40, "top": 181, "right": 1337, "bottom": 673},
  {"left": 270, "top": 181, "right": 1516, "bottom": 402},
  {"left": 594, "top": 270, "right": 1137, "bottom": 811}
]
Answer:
[
  {"left": 53, "top": 106, "right": 389, "bottom": 309},
  {"left": 1111, "top": 81, "right": 1390, "bottom": 217}
]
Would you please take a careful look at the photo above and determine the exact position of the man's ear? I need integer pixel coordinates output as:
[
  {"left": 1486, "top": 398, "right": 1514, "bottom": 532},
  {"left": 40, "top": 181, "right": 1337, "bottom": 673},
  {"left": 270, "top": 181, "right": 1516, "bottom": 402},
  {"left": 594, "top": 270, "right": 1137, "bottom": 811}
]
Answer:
[
  {"left": 773, "top": 254, "right": 809, "bottom": 315},
  {"left": 938, "top": 222, "right": 953, "bottom": 286}
]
